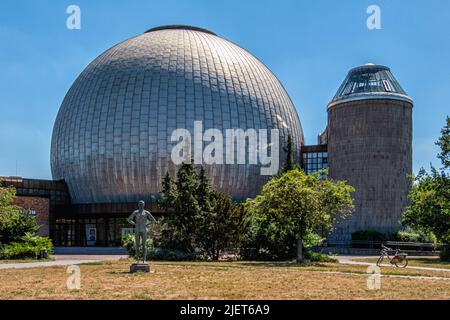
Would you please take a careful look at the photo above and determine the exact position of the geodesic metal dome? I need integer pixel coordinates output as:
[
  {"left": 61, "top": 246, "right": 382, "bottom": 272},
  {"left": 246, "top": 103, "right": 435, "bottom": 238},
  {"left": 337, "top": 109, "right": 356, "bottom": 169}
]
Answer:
[{"left": 51, "top": 25, "right": 304, "bottom": 204}]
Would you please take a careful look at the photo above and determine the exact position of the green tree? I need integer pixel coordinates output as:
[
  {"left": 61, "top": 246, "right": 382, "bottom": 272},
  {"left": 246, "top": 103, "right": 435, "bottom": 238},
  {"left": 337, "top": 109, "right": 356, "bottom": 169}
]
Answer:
[
  {"left": 280, "top": 133, "right": 298, "bottom": 174},
  {"left": 0, "top": 181, "right": 39, "bottom": 244},
  {"left": 159, "top": 171, "right": 176, "bottom": 213},
  {"left": 242, "top": 209, "right": 298, "bottom": 261},
  {"left": 197, "top": 191, "right": 248, "bottom": 260},
  {"left": 196, "top": 166, "right": 214, "bottom": 216},
  {"left": 402, "top": 117, "right": 450, "bottom": 260},
  {"left": 246, "top": 169, "right": 354, "bottom": 261},
  {"left": 403, "top": 168, "right": 449, "bottom": 241},
  {"left": 0, "top": 181, "right": 16, "bottom": 214},
  {"left": 166, "top": 161, "right": 202, "bottom": 252},
  {"left": 158, "top": 165, "right": 249, "bottom": 260},
  {"left": 315, "top": 170, "right": 355, "bottom": 237},
  {"left": 436, "top": 116, "right": 450, "bottom": 169}
]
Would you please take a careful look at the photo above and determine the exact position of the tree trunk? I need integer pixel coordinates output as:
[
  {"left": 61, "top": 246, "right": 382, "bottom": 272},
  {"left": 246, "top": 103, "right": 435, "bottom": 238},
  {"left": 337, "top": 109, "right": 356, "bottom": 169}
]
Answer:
[
  {"left": 215, "top": 249, "right": 220, "bottom": 261},
  {"left": 296, "top": 237, "right": 303, "bottom": 263}
]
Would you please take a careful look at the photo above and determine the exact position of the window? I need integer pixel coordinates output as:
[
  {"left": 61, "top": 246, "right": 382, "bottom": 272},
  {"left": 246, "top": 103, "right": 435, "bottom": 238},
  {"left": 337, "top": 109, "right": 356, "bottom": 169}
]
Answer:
[
  {"left": 382, "top": 79, "right": 393, "bottom": 92},
  {"left": 302, "top": 151, "right": 328, "bottom": 175}
]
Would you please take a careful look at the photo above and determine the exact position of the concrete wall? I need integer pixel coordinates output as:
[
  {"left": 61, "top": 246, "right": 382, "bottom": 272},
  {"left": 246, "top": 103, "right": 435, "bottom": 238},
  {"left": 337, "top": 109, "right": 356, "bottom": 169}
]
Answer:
[{"left": 327, "top": 99, "right": 413, "bottom": 244}]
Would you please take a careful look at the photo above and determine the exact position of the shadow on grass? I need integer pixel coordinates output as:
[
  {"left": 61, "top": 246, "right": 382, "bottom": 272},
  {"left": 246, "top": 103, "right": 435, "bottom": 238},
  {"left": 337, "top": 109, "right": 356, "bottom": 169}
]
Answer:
[
  {"left": 107, "top": 270, "right": 156, "bottom": 275},
  {"left": 238, "top": 261, "right": 331, "bottom": 268},
  {"left": 413, "top": 258, "right": 450, "bottom": 265},
  {"left": 107, "top": 271, "right": 132, "bottom": 275},
  {"left": 79, "top": 260, "right": 116, "bottom": 266},
  {"left": 152, "top": 260, "right": 332, "bottom": 269},
  {"left": 79, "top": 259, "right": 335, "bottom": 270}
]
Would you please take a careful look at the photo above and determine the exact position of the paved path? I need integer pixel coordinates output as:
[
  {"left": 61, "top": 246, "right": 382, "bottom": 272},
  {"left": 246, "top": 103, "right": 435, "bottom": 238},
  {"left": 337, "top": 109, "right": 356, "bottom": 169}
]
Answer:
[
  {"left": 337, "top": 255, "right": 450, "bottom": 272},
  {"left": 0, "top": 255, "right": 128, "bottom": 270}
]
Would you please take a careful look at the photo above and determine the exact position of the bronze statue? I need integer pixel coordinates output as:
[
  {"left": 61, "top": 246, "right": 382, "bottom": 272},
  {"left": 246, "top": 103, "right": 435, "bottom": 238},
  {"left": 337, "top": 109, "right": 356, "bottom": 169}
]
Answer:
[{"left": 127, "top": 200, "right": 156, "bottom": 263}]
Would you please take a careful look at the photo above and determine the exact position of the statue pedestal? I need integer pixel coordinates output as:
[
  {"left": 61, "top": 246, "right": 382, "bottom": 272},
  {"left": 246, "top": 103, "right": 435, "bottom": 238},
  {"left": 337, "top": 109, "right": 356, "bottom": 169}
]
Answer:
[{"left": 130, "top": 263, "right": 150, "bottom": 273}]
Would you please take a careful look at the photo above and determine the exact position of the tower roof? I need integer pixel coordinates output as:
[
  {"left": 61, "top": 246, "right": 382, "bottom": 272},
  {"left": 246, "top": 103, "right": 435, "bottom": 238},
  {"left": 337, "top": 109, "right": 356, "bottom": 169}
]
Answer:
[{"left": 328, "top": 63, "right": 412, "bottom": 108}]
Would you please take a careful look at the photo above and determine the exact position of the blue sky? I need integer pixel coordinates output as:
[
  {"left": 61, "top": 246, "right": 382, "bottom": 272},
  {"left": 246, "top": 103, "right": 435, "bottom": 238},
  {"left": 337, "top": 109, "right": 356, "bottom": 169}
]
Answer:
[{"left": 0, "top": 0, "right": 449, "bottom": 179}]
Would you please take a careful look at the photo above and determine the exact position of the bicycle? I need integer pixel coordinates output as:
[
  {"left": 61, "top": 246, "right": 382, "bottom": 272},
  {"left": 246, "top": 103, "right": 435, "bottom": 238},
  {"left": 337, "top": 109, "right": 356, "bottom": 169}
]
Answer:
[{"left": 376, "top": 244, "right": 408, "bottom": 268}]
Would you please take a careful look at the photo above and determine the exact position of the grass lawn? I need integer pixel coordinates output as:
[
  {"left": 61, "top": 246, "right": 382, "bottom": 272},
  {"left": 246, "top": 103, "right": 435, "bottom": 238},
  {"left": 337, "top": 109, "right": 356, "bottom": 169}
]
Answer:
[
  {"left": 353, "top": 257, "right": 450, "bottom": 269},
  {"left": 0, "top": 259, "right": 449, "bottom": 300}
]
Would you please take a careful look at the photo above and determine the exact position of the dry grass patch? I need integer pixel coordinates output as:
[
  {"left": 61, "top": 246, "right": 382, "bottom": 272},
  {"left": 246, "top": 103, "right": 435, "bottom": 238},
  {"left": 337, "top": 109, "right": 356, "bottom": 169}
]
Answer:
[
  {"left": 152, "top": 260, "right": 450, "bottom": 278},
  {"left": 0, "top": 260, "right": 448, "bottom": 300},
  {"left": 352, "top": 257, "right": 450, "bottom": 270}
]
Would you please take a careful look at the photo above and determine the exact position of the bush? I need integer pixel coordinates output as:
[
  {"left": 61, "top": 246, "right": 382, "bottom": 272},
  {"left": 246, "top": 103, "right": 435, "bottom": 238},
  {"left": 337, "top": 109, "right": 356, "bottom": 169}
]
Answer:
[
  {"left": 240, "top": 217, "right": 297, "bottom": 261},
  {"left": 241, "top": 211, "right": 325, "bottom": 261},
  {"left": 0, "top": 242, "right": 37, "bottom": 259},
  {"left": 122, "top": 234, "right": 195, "bottom": 261},
  {"left": 440, "top": 245, "right": 450, "bottom": 262},
  {"left": 151, "top": 248, "right": 196, "bottom": 261},
  {"left": 352, "top": 228, "right": 438, "bottom": 244},
  {"left": 391, "top": 227, "right": 437, "bottom": 243},
  {"left": 21, "top": 233, "right": 53, "bottom": 252},
  {"left": 0, "top": 211, "right": 39, "bottom": 244},
  {"left": 305, "top": 251, "right": 337, "bottom": 263},
  {"left": 439, "top": 235, "right": 450, "bottom": 261},
  {"left": 122, "top": 234, "right": 153, "bottom": 258},
  {"left": 0, "top": 233, "right": 53, "bottom": 260}
]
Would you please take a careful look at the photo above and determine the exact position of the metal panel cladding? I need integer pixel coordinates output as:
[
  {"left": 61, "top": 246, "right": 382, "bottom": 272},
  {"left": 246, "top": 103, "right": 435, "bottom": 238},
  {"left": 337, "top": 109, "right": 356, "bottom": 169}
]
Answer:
[{"left": 51, "top": 26, "right": 304, "bottom": 204}]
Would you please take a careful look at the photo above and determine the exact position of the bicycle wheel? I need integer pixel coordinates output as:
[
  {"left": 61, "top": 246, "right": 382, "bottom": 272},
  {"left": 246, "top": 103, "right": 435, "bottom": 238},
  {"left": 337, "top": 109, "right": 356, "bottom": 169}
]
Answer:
[
  {"left": 394, "top": 258, "right": 408, "bottom": 268},
  {"left": 376, "top": 255, "right": 384, "bottom": 266}
]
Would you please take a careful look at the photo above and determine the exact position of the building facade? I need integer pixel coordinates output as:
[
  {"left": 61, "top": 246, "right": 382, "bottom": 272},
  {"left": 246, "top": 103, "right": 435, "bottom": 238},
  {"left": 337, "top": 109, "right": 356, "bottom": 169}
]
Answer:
[
  {"left": 324, "top": 64, "right": 413, "bottom": 244},
  {"left": 50, "top": 25, "right": 304, "bottom": 204},
  {"left": 1, "top": 28, "right": 413, "bottom": 248}
]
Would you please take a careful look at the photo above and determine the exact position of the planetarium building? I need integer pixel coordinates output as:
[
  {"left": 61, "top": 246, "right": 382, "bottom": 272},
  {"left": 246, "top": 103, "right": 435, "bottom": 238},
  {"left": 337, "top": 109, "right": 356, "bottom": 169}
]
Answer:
[
  {"left": 1, "top": 25, "right": 413, "bottom": 247},
  {"left": 51, "top": 25, "right": 304, "bottom": 204}
]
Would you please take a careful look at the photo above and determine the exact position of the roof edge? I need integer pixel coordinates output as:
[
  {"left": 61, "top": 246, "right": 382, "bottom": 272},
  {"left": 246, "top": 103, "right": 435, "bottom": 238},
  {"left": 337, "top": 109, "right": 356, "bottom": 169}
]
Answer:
[
  {"left": 145, "top": 25, "right": 217, "bottom": 36},
  {"left": 327, "top": 92, "right": 413, "bottom": 109}
]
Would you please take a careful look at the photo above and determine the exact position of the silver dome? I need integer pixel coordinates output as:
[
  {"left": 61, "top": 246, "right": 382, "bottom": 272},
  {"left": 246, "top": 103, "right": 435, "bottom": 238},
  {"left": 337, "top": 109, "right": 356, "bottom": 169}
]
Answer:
[{"left": 51, "top": 25, "right": 304, "bottom": 204}]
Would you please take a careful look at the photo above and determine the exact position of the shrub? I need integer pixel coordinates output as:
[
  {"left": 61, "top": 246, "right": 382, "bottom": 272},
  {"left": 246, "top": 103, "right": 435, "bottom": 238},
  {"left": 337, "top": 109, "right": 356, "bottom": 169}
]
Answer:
[
  {"left": 352, "top": 228, "right": 438, "bottom": 244},
  {"left": 0, "top": 242, "right": 37, "bottom": 259},
  {"left": 305, "top": 251, "right": 337, "bottom": 263},
  {"left": 391, "top": 227, "right": 437, "bottom": 243},
  {"left": 240, "top": 216, "right": 297, "bottom": 261},
  {"left": 21, "top": 233, "right": 53, "bottom": 252},
  {"left": 0, "top": 233, "right": 53, "bottom": 260},
  {"left": 303, "top": 232, "right": 325, "bottom": 251},
  {"left": 0, "top": 211, "right": 39, "bottom": 244},
  {"left": 151, "top": 248, "right": 196, "bottom": 261},
  {"left": 440, "top": 245, "right": 450, "bottom": 262},
  {"left": 122, "top": 234, "right": 195, "bottom": 261},
  {"left": 122, "top": 234, "right": 153, "bottom": 258},
  {"left": 241, "top": 212, "right": 326, "bottom": 261}
]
